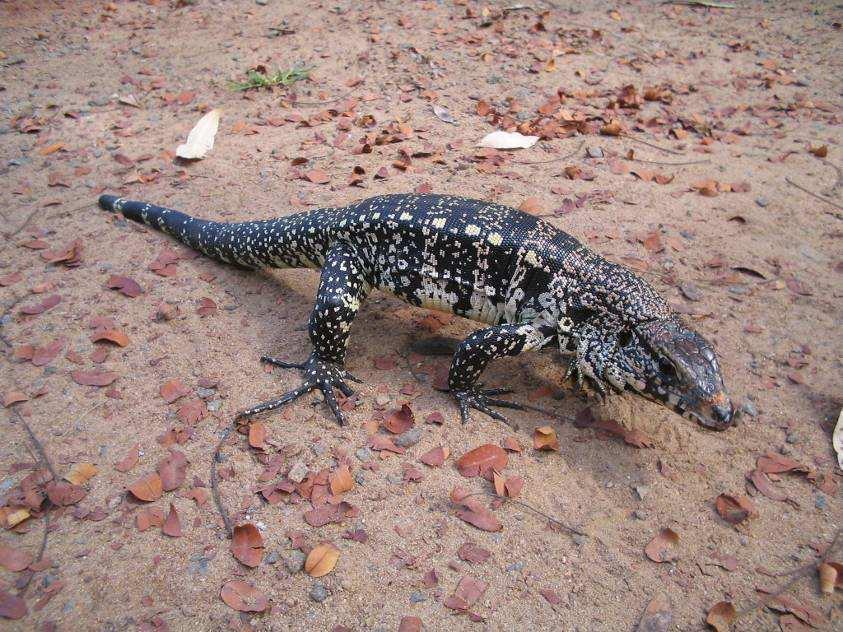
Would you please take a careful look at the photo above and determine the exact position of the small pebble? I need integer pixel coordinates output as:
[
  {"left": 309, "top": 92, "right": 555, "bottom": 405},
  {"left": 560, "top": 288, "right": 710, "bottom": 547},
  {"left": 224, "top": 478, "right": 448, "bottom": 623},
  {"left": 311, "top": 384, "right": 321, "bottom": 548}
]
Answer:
[
  {"left": 741, "top": 400, "right": 758, "bottom": 417},
  {"left": 409, "top": 591, "right": 426, "bottom": 603},
  {"left": 634, "top": 485, "right": 649, "bottom": 500},
  {"left": 207, "top": 400, "right": 222, "bottom": 412},
  {"left": 586, "top": 146, "right": 604, "bottom": 158},
  {"left": 395, "top": 427, "right": 422, "bottom": 448},
  {"left": 633, "top": 509, "right": 648, "bottom": 520},
  {"left": 386, "top": 472, "right": 403, "bottom": 484},
  {"left": 355, "top": 447, "right": 373, "bottom": 461},
  {"left": 196, "top": 387, "right": 216, "bottom": 399},
  {"left": 755, "top": 197, "right": 768, "bottom": 208},
  {"left": 785, "top": 431, "right": 800, "bottom": 444},
  {"left": 288, "top": 461, "right": 309, "bottom": 483},
  {"left": 354, "top": 471, "right": 366, "bottom": 485},
  {"left": 312, "top": 442, "right": 327, "bottom": 456},
  {"left": 506, "top": 561, "right": 525, "bottom": 572},
  {"left": 739, "top": 536, "right": 750, "bottom": 546},
  {"left": 309, "top": 582, "right": 329, "bottom": 603},
  {"left": 815, "top": 495, "right": 827, "bottom": 510},
  {"left": 572, "top": 534, "right": 588, "bottom": 546},
  {"left": 265, "top": 550, "right": 280, "bottom": 565},
  {"left": 284, "top": 550, "right": 306, "bottom": 574}
]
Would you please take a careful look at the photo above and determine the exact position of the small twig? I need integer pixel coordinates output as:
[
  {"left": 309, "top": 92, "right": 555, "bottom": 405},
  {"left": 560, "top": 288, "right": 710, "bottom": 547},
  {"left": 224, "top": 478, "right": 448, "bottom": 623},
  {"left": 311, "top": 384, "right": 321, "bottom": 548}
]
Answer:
[
  {"left": 621, "top": 133, "right": 685, "bottom": 156},
  {"left": 821, "top": 159, "right": 842, "bottom": 195},
  {"left": 210, "top": 425, "right": 234, "bottom": 537},
  {"left": 628, "top": 157, "right": 710, "bottom": 167},
  {"left": 287, "top": 89, "right": 354, "bottom": 107},
  {"left": 734, "top": 527, "right": 842, "bottom": 621},
  {"left": 785, "top": 177, "right": 843, "bottom": 216},
  {"left": 513, "top": 140, "right": 585, "bottom": 165},
  {"left": 9, "top": 410, "right": 55, "bottom": 595},
  {"left": 463, "top": 491, "right": 588, "bottom": 537},
  {"left": 12, "top": 409, "right": 57, "bottom": 480}
]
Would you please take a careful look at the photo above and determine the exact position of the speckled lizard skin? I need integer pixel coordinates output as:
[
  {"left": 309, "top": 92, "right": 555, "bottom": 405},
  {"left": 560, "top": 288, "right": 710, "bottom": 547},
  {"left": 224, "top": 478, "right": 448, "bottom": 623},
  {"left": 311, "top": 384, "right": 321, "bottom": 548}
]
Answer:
[{"left": 99, "top": 193, "right": 734, "bottom": 431}]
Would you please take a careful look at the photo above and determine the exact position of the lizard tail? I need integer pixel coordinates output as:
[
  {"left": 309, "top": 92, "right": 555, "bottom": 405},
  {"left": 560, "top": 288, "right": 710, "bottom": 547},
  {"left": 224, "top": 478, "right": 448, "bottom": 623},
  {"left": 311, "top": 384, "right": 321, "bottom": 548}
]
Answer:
[{"left": 98, "top": 194, "right": 327, "bottom": 270}]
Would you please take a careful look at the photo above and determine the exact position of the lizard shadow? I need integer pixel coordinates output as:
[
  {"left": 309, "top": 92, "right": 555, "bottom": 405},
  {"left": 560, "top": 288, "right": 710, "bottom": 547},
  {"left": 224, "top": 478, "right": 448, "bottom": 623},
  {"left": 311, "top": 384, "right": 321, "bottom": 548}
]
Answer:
[{"left": 222, "top": 266, "right": 647, "bottom": 487}]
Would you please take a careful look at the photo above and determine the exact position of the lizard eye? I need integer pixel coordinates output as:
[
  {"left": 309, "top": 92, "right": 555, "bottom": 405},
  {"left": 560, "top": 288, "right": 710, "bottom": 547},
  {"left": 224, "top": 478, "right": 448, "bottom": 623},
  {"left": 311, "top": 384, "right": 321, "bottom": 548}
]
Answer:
[
  {"left": 618, "top": 330, "right": 633, "bottom": 348},
  {"left": 658, "top": 358, "right": 679, "bottom": 381}
]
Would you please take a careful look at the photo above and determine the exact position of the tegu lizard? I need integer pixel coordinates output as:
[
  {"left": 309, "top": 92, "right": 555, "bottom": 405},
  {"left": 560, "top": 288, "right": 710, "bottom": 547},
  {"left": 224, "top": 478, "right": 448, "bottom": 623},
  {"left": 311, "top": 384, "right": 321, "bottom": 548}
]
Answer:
[{"left": 99, "top": 193, "right": 734, "bottom": 431}]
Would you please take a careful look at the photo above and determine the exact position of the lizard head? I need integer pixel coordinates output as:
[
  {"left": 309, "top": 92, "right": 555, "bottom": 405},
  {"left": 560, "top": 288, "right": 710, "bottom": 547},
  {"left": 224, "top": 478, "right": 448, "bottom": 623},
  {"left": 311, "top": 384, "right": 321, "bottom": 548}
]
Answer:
[{"left": 610, "top": 318, "right": 734, "bottom": 430}]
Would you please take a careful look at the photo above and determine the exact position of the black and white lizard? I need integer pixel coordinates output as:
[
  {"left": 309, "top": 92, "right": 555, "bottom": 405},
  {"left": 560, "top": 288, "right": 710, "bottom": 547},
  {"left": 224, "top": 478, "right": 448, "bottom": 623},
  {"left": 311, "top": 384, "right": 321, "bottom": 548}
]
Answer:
[{"left": 99, "top": 193, "right": 734, "bottom": 431}]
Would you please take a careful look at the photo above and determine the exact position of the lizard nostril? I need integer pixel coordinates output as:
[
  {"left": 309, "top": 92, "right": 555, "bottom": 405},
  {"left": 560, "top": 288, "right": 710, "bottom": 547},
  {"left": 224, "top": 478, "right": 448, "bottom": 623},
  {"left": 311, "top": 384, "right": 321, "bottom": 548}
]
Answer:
[{"left": 712, "top": 404, "right": 733, "bottom": 426}]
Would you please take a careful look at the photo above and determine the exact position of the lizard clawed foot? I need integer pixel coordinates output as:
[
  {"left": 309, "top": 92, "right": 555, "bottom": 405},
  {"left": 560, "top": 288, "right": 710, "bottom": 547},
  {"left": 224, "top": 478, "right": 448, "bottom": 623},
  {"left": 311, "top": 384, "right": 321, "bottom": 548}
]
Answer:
[
  {"left": 450, "top": 386, "right": 525, "bottom": 429},
  {"left": 237, "top": 353, "right": 360, "bottom": 425}
]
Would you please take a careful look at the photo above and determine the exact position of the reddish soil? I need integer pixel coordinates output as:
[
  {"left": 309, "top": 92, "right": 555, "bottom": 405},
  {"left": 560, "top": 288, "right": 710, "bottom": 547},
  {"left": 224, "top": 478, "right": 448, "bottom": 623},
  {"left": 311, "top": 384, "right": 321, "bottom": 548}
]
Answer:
[{"left": 1, "top": 1, "right": 841, "bottom": 630}]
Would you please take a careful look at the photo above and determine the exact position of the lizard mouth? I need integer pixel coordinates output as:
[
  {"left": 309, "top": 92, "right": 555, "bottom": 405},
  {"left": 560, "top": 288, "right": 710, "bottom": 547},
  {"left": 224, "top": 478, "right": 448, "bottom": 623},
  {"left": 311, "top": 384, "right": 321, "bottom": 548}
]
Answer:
[{"left": 676, "top": 398, "right": 734, "bottom": 431}]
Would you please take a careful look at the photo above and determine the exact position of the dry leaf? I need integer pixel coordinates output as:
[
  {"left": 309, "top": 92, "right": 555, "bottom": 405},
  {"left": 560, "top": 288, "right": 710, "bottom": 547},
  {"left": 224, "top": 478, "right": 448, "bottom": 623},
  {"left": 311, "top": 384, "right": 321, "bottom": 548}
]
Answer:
[
  {"left": 455, "top": 444, "right": 508, "bottom": 477},
  {"left": 114, "top": 445, "right": 140, "bottom": 472},
  {"left": 162, "top": 503, "right": 181, "bottom": 537},
  {"left": 818, "top": 563, "right": 837, "bottom": 595},
  {"left": 477, "top": 130, "right": 538, "bottom": 149},
  {"left": 833, "top": 409, "right": 842, "bottom": 470},
  {"left": 248, "top": 421, "right": 267, "bottom": 449},
  {"left": 455, "top": 497, "right": 502, "bottom": 532},
  {"left": 519, "top": 197, "right": 544, "bottom": 215},
  {"left": 600, "top": 120, "right": 623, "bottom": 136},
  {"left": 706, "top": 601, "right": 736, "bottom": 631},
  {"left": 383, "top": 404, "right": 415, "bottom": 433},
  {"left": 329, "top": 465, "right": 354, "bottom": 495},
  {"left": 432, "top": 104, "right": 456, "bottom": 124},
  {"left": 0, "top": 545, "right": 32, "bottom": 572},
  {"left": 808, "top": 145, "right": 828, "bottom": 158},
  {"left": 231, "top": 523, "right": 264, "bottom": 567},
  {"left": 533, "top": 426, "right": 559, "bottom": 451},
  {"left": 220, "top": 581, "right": 268, "bottom": 612},
  {"left": 645, "top": 528, "right": 680, "bottom": 563},
  {"left": 176, "top": 109, "right": 221, "bottom": 160},
  {"left": 305, "top": 543, "right": 340, "bottom": 577},
  {"left": 419, "top": 445, "right": 449, "bottom": 467},
  {"left": 91, "top": 328, "right": 130, "bottom": 347},
  {"left": 714, "top": 494, "right": 755, "bottom": 525},
  {"left": 160, "top": 379, "right": 191, "bottom": 403},
  {"left": 64, "top": 462, "right": 98, "bottom": 486},
  {"left": 0, "top": 590, "right": 27, "bottom": 620},
  {"left": 638, "top": 593, "right": 673, "bottom": 632},
  {"left": 128, "top": 473, "right": 163, "bottom": 502}
]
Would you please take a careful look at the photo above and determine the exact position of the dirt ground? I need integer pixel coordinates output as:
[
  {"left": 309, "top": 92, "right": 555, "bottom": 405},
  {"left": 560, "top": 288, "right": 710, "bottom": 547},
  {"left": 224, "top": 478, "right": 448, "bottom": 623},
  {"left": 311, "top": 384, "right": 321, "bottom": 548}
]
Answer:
[{"left": 1, "top": 0, "right": 841, "bottom": 630}]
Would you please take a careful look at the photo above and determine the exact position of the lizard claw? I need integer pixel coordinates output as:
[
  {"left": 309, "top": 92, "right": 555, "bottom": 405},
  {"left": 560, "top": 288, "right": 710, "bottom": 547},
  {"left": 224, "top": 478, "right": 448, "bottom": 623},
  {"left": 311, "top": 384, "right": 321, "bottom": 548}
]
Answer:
[
  {"left": 451, "top": 387, "right": 524, "bottom": 430},
  {"left": 240, "top": 353, "right": 360, "bottom": 425}
]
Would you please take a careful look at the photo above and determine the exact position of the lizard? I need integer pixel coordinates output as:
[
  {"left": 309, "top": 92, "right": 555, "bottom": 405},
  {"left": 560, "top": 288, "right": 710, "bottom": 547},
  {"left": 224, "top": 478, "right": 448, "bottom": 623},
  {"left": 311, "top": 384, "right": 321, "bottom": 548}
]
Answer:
[{"left": 98, "top": 193, "right": 734, "bottom": 431}]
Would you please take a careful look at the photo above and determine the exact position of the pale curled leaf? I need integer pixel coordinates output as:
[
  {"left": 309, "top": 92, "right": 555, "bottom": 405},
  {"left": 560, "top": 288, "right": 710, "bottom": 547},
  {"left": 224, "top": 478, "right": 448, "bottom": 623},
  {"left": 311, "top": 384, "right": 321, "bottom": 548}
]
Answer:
[
  {"left": 477, "top": 130, "right": 538, "bottom": 150},
  {"left": 176, "top": 109, "right": 221, "bottom": 160},
  {"left": 833, "top": 408, "right": 842, "bottom": 470}
]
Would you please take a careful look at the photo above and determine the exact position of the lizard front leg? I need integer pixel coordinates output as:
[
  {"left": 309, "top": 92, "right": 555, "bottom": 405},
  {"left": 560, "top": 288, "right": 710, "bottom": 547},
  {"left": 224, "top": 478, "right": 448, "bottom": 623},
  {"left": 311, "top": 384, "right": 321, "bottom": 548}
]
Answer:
[
  {"left": 447, "top": 323, "right": 550, "bottom": 426},
  {"left": 238, "top": 243, "right": 369, "bottom": 425},
  {"left": 564, "top": 315, "right": 627, "bottom": 398}
]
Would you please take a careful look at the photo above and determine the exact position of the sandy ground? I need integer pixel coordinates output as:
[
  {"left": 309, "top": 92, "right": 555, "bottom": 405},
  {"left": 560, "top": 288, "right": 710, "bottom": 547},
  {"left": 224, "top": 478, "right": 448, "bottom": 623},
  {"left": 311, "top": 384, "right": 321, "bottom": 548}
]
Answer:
[{"left": 1, "top": 0, "right": 842, "bottom": 630}]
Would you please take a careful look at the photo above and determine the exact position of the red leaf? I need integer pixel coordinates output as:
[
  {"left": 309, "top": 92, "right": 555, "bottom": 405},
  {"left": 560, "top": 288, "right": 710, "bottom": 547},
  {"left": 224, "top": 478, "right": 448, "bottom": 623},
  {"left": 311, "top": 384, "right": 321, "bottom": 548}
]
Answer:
[
  {"left": 71, "top": 370, "right": 119, "bottom": 387},
  {"left": 160, "top": 379, "right": 191, "bottom": 403},
  {"left": 305, "top": 169, "right": 330, "bottom": 184},
  {"left": 106, "top": 274, "right": 143, "bottom": 298},
  {"left": 645, "top": 528, "right": 680, "bottom": 563},
  {"left": 220, "top": 581, "right": 268, "bottom": 613},
  {"left": 455, "top": 444, "right": 508, "bottom": 478},
  {"left": 383, "top": 404, "right": 415, "bottom": 433},
  {"left": 457, "top": 542, "right": 490, "bottom": 564},
  {"left": 162, "top": 503, "right": 182, "bottom": 537},
  {"left": 455, "top": 497, "right": 502, "bottom": 532},
  {"left": 0, "top": 590, "right": 28, "bottom": 620},
  {"left": 20, "top": 294, "right": 61, "bottom": 315},
  {"left": 114, "top": 445, "right": 140, "bottom": 472},
  {"left": 45, "top": 481, "right": 86, "bottom": 506},
  {"left": 419, "top": 445, "right": 449, "bottom": 467},
  {"left": 714, "top": 494, "right": 756, "bottom": 525},
  {"left": 231, "top": 523, "right": 264, "bottom": 567},
  {"left": 0, "top": 545, "right": 32, "bottom": 572}
]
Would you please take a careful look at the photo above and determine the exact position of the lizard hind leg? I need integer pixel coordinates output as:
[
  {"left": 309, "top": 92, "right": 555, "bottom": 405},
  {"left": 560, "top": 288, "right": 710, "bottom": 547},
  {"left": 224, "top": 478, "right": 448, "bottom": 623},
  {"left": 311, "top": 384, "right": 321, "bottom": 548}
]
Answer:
[{"left": 238, "top": 243, "right": 370, "bottom": 426}]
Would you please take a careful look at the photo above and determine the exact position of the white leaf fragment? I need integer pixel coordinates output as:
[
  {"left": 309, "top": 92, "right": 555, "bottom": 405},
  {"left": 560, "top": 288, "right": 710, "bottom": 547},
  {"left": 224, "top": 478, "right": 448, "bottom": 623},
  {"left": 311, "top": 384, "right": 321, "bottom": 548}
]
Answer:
[
  {"left": 833, "top": 408, "right": 843, "bottom": 471},
  {"left": 176, "top": 109, "right": 222, "bottom": 160},
  {"left": 477, "top": 130, "right": 539, "bottom": 150}
]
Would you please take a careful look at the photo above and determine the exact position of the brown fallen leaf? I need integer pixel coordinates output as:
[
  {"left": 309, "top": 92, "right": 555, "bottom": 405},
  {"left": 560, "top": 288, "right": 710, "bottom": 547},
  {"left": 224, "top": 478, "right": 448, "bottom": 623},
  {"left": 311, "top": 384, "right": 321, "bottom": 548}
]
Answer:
[
  {"left": 220, "top": 581, "right": 268, "bottom": 612},
  {"left": 0, "top": 589, "right": 28, "bottom": 620},
  {"left": 705, "top": 601, "right": 736, "bottom": 631},
  {"left": 714, "top": 494, "right": 756, "bottom": 525},
  {"left": 305, "top": 169, "right": 330, "bottom": 184},
  {"left": 329, "top": 465, "right": 354, "bottom": 495},
  {"left": 64, "top": 462, "right": 98, "bottom": 486},
  {"left": 398, "top": 616, "right": 422, "bottom": 632},
  {"left": 818, "top": 563, "right": 837, "bottom": 595},
  {"left": 533, "top": 426, "right": 559, "bottom": 451},
  {"left": 128, "top": 473, "right": 163, "bottom": 502},
  {"left": 519, "top": 197, "right": 544, "bottom": 215},
  {"left": 71, "top": 370, "right": 119, "bottom": 387},
  {"left": 2, "top": 390, "right": 28, "bottom": 408},
  {"left": 444, "top": 575, "right": 488, "bottom": 610},
  {"left": 0, "top": 545, "right": 33, "bottom": 572},
  {"left": 162, "top": 503, "right": 181, "bottom": 537},
  {"left": 90, "top": 328, "right": 130, "bottom": 347},
  {"left": 638, "top": 593, "right": 673, "bottom": 632},
  {"left": 419, "top": 445, "right": 449, "bottom": 467},
  {"left": 305, "top": 543, "right": 340, "bottom": 577},
  {"left": 383, "top": 404, "right": 415, "bottom": 433},
  {"left": 248, "top": 421, "right": 267, "bottom": 450},
  {"left": 808, "top": 145, "right": 828, "bottom": 158},
  {"left": 645, "top": 528, "right": 680, "bottom": 563},
  {"left": 457, "top": 542, "right": 491, "bottom": 564},
  {"left": 455, "top": 496, "right": 502, "bottom": 532},
  {"left": 600, "top": 120, "right": 623, "bottom": 136},
  {"left": 106, "top": 274, "right": 143, "bottom": 298},
  {"left": 157, "top": 451, "right": 188, "bottom": 491},
  {"left": 45, "top": 481, "right": 86, "bottom": 506},
  {"left": 114, "top": 445, "right": 140, "bottom": 473},
  {"left": 231, "top": 523, "right": 264, "bottom": 567},
  {"left": 160, "top": 379, "right": 191, "bottom": 403},
  {"left": 455, "top": 444, "right": 508, "bottom": 478}
]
